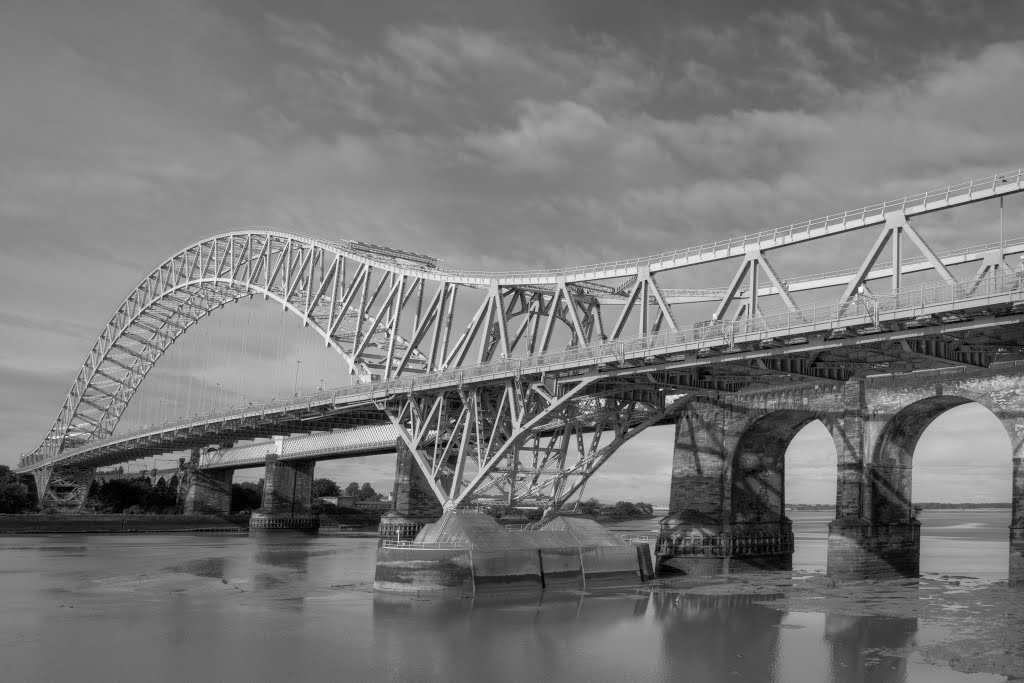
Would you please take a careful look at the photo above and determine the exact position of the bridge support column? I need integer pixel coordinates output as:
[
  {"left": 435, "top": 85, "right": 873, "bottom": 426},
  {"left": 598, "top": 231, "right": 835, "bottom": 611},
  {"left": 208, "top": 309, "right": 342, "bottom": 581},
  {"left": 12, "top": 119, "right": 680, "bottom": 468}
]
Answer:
[
  {"left": 181, "top": 449, "right": 233, "bottom": 515},
  {"left": 379, "top": 439, "right": 442, "bottom": 543},
  {"left": 392, "top": 439, "right": 442, "bottom": 519},
  {"left": 655, "top": 401, "right": 793, "bottom": 575},
  {"left": 828, "top": 380, "right": 920, "bottom": 581},
  {"left": 32, "top": 465, "right": 95, "bottom": 510},
  {"left": 827, "top": 516, "right": 920, "bottom": 581},
  {"left": 250, "top": 438, "right": 318, "bottom": 532},
  {"left": 1011, "top": 454, "right": 1023, "bottom": 587}
]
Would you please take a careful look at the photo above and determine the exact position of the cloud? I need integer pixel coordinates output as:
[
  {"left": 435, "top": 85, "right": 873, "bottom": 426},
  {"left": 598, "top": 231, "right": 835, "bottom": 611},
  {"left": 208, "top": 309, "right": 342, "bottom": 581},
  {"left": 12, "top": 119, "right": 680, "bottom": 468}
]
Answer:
[
  {"left": 265, "top": 13, "right": 342, "bottom": 65},
  {"left": 465, "top": 100, "right": 615, "bottom": 174},
  {"left": 670, "top": 60, "right": 726, "bottom": 99},
  {"left": 2, "top": 2, "right": 1023, "bottom": 517},
  {"left": 385, "top": 25, "right": 543, "bottom": 84}
]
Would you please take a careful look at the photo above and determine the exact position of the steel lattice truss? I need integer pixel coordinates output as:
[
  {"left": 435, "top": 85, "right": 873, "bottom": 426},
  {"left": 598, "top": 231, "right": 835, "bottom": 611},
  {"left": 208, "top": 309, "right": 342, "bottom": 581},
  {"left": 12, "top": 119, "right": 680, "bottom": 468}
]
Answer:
[
  {"left": 18, "top": 167, "right": 1024, "bottom": 509},
  {"left": 382, "top": 375, "right": 688, "bottom": 510}
]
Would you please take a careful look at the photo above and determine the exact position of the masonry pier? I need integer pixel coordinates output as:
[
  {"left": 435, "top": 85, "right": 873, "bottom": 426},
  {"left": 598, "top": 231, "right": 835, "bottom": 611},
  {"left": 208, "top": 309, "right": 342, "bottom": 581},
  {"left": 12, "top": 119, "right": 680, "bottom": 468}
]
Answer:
[
  {"left": 377, "top": 439, "right": 443, "bottom": 544},
  {"left": 177, "top": 448, "right": 231, "bottom": 515},
  {"left": 249, "top": 437, "right": 318, "bottom": 531},
  {"left": 1011, "top": 454, "right": 1024, "bottom": 587}
]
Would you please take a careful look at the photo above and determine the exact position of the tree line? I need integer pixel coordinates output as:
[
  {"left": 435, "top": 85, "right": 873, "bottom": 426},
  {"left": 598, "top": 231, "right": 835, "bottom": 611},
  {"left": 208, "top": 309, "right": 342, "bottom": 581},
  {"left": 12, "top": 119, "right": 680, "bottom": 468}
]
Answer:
[
  {"left": 0, "top": 468, "right": 390, "bottom": 516},
  {"left": 575, "top": 498, "right": 654, "bottom": 519},
  {"left": 310, "top": 478, "right": 386, "bottom": 501}
]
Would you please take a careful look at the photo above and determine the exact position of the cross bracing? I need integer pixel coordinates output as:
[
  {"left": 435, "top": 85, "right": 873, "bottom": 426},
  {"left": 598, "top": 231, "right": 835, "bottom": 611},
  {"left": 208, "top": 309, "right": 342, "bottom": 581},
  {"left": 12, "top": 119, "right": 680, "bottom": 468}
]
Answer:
[{"left": 16, "top": 167, "right": 1024, "bottom": 511}]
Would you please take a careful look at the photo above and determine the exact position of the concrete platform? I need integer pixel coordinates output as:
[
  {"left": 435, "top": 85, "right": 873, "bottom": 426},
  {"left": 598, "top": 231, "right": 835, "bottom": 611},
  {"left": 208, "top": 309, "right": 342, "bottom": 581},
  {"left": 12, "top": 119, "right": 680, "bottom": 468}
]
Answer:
[{"left": 373, "top": 510, "right": 647, "bottom": 597}]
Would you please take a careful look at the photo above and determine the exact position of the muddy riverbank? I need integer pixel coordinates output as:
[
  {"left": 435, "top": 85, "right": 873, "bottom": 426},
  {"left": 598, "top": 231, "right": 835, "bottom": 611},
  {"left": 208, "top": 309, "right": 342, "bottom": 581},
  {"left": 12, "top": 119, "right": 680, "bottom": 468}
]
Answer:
[{"left": 651, "top": 570, "right": 1024, "bottom": 681}]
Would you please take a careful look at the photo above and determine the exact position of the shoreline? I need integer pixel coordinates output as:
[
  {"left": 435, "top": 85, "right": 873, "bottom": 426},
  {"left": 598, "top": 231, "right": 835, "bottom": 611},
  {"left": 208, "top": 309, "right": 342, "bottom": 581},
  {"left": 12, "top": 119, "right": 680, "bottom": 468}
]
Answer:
[{"left": 0, "top": 513, "right": 379, "bottom": 535}]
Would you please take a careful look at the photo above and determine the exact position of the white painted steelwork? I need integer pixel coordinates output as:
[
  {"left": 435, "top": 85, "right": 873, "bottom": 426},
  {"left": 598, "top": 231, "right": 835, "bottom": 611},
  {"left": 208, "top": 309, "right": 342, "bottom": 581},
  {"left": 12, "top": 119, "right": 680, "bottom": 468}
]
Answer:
[{"left": 18, "top": 167, "right": 1024, "bottom": 511}]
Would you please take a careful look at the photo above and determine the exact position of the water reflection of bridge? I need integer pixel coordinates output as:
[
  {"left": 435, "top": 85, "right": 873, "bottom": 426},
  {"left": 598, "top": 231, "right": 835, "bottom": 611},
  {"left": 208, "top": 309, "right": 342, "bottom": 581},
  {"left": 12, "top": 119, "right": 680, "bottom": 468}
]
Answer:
[{"left": 371, "top": 590, "right": 917, "bottom": 682}]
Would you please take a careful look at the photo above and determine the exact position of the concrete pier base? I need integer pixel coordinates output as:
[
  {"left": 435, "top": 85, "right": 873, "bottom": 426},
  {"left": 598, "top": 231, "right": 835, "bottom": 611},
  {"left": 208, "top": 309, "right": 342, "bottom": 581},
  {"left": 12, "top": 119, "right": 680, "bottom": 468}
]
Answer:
[
  {"left": 826, "top": 516, "right": 921, "bottom": 580},
  {"left": 373, "top": 510, "right": 645, "bottom": 596}
]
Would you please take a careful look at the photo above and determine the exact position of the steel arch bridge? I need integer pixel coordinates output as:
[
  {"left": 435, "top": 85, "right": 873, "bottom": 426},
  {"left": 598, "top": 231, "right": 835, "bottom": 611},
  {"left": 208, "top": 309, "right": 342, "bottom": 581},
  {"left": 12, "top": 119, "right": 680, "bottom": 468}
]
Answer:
[{"left": 16, "top": 167, "right": 1024, "bottom": 510}]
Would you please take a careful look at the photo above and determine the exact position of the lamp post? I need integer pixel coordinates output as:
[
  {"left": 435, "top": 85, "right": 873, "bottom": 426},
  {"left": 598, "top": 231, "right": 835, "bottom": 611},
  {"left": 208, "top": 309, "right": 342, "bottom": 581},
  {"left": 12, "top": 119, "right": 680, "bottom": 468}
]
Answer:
[
  {"left": 293, "top": 359, "right": 302, "bottom": 397},
  {"left": 1000, "top": 195, "right": 1005, "bottom": 265},
  {"left": 857, "top": 284, "right": 879, "bottom": 326}
]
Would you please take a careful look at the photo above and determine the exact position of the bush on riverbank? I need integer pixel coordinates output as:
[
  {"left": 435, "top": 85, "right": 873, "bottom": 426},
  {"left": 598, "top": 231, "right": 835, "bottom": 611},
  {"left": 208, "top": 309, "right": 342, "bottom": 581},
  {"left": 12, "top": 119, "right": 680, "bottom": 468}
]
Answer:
[
  {"left": 90, "top": 477, "right": 178, "bottom": 514},
  {"left": 231, "top": 482, "right": 263, "bottom": 513},
  {"left": 0, "top": 466, "right": 37, "bottom": 513},
  {"left": 313, "top": 500, "right": 382, "bottom": 527}
]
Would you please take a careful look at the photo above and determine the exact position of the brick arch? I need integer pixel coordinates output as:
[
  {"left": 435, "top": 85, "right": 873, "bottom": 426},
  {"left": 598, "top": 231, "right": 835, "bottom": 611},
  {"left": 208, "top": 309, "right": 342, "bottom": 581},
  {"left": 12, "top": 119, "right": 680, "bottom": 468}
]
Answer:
[
  {"left": 730, "top": 410, "right": 820, "bottom": 529},
  {"left": 868, "top": 395, "right": 1001, "bottom": 525}
]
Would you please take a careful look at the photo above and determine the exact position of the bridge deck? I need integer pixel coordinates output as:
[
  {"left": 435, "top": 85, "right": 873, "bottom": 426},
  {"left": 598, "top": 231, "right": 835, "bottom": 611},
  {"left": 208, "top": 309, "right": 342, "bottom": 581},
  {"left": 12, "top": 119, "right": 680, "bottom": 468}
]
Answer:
[{"left": 18, "top": 268, "right": 1024, "bottom": 474}]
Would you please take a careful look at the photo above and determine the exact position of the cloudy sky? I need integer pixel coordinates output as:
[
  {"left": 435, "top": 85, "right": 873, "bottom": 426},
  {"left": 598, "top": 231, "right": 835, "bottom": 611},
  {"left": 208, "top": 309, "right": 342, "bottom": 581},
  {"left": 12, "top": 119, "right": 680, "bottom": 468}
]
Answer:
[{"left": 2, "top": 0, "right": 1022, "bottom": 504}]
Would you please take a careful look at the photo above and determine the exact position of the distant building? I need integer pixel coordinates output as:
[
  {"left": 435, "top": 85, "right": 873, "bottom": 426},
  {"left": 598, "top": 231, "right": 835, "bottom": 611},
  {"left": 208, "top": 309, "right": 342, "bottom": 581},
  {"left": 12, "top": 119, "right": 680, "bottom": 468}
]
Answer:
[
  {"left": 314, "top": 495, "right": 391, "bottom": 512},
  {"left": 354, "top": 499, "right": 393, "bottom": 513},
  {"left": 315, "top": 495, "right": 356, "bottom": 508}
]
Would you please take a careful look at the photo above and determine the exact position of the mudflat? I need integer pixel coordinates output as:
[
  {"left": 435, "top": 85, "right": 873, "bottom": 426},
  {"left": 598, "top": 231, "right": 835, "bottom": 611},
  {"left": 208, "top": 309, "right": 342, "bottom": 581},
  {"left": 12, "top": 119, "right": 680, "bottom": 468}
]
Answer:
[{"left": 653, "top": 570, "right": 1024, "bottom": 681}]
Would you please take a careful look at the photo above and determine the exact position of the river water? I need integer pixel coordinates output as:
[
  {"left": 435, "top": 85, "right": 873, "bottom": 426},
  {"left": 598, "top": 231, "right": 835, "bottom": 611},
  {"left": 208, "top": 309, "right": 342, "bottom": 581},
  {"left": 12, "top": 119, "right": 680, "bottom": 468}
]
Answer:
[{"left": 0, "top": 510, "right": 1013, "bottom": 682}]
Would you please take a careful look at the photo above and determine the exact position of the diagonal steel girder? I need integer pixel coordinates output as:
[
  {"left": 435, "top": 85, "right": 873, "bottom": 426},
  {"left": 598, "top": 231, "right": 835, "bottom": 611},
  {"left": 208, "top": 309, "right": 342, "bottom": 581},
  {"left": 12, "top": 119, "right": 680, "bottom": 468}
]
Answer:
[{"left": 379, "top": 374, "right": 684, "bottom": 511}]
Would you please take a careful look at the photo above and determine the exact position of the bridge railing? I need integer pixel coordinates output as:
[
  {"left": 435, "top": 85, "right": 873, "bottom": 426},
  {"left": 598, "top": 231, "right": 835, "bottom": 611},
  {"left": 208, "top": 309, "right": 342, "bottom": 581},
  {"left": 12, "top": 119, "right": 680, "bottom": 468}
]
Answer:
[
  {"left": 20, "top": 266, "right": 1024, "bottom": 471},
  {"left": 433, "top": 168, "right": 1023, "bottom": 281},
  {"left": 782, "top": 234, "right": 1024, "bottom": 288}
]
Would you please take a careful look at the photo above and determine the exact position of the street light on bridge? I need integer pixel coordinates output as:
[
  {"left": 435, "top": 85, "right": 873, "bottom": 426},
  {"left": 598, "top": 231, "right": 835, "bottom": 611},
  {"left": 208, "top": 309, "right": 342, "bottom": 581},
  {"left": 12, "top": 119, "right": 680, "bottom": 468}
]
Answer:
[{"left": 857, "top": 284, "right": 880, "bottom": 326}]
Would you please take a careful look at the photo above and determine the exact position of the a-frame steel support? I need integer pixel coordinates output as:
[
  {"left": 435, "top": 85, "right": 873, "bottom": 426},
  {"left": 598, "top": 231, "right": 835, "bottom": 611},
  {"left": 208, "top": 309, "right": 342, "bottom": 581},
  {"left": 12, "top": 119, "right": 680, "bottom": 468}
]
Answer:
[
  {"left": 713, "top": 248, "right": 800, "bottom": 321},
  {"left": 838, "top": 211, "right": 956, "bottom": 313}
]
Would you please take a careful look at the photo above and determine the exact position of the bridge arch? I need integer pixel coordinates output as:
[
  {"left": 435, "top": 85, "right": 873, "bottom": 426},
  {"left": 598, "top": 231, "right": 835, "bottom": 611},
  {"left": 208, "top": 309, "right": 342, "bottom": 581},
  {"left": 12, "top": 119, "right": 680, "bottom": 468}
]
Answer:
[
  {"left": 28, "top": 230, "right": 454, "bottom": 463},
  {"left": 28, "top": 230, "right": 603, "bottom": 467},
  {"left": 868, "top": 395, "right": 980, "bottom": 525},
  {"left": 660, "top": 400, "right": 843, "bottom": 573},
  {"left": 730, "top": 409, "right": 821, "bottom": 527},
  {"left": 864, "top": 393, "right": 1020, "bottom": 580}
]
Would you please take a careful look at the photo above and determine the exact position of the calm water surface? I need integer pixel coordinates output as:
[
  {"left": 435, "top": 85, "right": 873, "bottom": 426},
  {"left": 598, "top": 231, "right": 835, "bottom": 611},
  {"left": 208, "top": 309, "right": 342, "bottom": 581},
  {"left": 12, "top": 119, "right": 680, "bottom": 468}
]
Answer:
[{"left": 0, "top": 510, "right": 1011, "bottom": 683}]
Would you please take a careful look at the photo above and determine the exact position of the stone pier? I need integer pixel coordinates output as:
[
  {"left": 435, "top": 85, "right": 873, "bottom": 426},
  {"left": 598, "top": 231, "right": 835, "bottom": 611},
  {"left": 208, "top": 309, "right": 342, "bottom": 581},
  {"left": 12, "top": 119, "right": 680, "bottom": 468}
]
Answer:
[
  {"left": 828, "top": 369, "right": 1024, "bottom": 583},
  {"left": 250, "top": 437, "right": 318, "bottom": 531},
  {"left": 1011, "top": 454, "right": 1023, "bottom": 588},
  {"left": 392, "top": 439, "right": 443, "bottom": 519},
  {"left": 656, "top": 390, "right": 837, "bottom": 575},
  {"left": 181, "top": 449, "right": 232, "bottom": 515},
  {"left": 378, "top": 439, "right": 442, "bottom": 543}
]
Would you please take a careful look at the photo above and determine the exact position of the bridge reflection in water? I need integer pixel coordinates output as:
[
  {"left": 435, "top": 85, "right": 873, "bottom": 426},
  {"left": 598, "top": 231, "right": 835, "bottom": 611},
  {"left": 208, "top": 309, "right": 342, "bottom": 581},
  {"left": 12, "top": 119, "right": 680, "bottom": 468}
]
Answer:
[
  {"left": 371, "top": 591, "right": 925, "bottom": 683},
  {"left": 2, "top": 531, "right": 1008, "bottom": 682}
]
